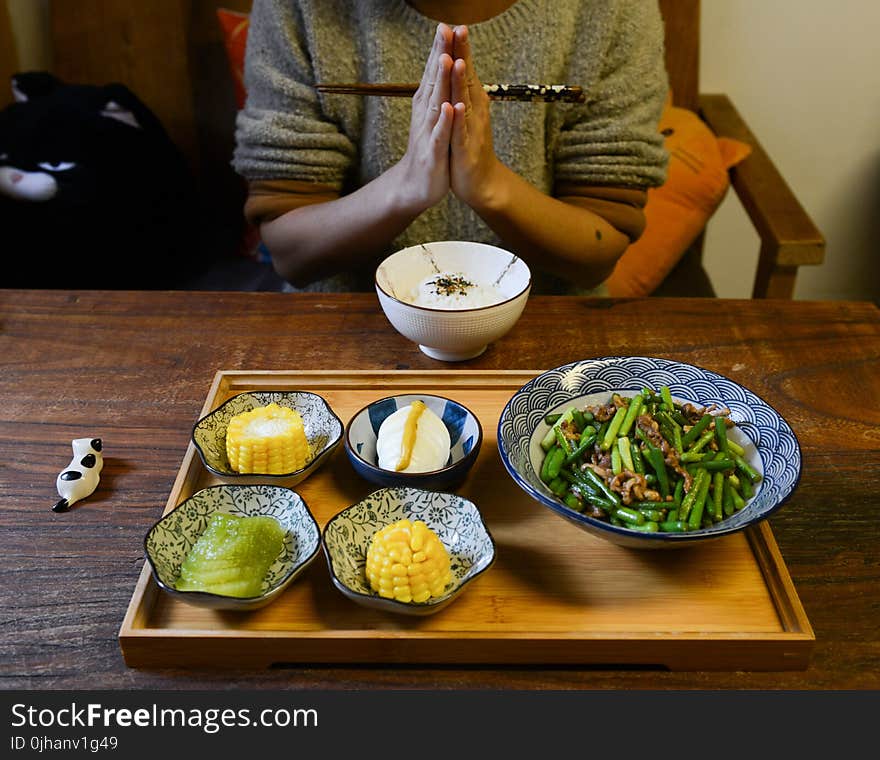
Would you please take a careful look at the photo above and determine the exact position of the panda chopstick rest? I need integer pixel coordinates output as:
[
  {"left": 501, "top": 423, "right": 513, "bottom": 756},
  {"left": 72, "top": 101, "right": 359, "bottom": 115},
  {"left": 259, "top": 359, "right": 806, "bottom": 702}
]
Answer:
[{"left": 54, "top": 438, "right": 103, "bottom": 512}]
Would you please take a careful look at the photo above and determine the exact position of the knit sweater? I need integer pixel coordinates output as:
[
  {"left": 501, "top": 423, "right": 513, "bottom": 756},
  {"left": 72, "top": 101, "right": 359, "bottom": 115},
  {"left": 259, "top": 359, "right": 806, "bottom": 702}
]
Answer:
[{"left": 233, "top": 0, "right": 669, "bottom": 293}]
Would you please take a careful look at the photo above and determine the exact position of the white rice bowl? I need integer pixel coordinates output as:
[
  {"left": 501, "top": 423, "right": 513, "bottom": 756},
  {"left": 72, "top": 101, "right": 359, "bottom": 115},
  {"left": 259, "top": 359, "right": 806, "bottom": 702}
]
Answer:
[{"left": 375, "top": 241, "right": 531, "bottom": 361}]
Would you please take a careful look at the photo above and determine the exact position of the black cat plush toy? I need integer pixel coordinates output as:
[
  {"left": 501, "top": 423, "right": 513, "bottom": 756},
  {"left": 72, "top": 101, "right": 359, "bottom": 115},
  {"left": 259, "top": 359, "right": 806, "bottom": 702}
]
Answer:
[{"left": 0, "top": 72, "right": 201, "bottom": 288}]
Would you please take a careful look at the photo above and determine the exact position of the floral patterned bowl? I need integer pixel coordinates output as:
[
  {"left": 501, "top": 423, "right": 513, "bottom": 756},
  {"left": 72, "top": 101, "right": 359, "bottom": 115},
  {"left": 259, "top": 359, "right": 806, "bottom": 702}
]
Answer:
[
  {"left": 322, "top": 487, "right": 496, "bottom": 616},
  {"left": 192, "top": 390, "right": 343, "bottom": 485},
  {"left": 497, "top": 356, "right": 802, "bottom": 549},
  {"left": 144, "top": 484, "right": 321, "bottom": 610}
]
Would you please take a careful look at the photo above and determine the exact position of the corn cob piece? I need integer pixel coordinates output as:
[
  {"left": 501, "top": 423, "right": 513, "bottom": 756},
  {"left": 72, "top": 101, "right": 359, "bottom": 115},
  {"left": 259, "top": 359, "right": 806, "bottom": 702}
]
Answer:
[
  {"left": 225, "top": 402, "right": 309, "bottom": 474},
  {"left": 365, "top": 519, "right": 452, "bottom": 603}
]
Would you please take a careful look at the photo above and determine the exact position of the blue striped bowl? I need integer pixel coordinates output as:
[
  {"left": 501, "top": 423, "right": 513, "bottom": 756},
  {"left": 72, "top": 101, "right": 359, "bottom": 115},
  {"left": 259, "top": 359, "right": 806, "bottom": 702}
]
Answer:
[
  {"left": 497, "top": 356, "right": 802, "bottom": 549},
  {"left": 344, "top": 394, "right": 482, "bottom": 490}
]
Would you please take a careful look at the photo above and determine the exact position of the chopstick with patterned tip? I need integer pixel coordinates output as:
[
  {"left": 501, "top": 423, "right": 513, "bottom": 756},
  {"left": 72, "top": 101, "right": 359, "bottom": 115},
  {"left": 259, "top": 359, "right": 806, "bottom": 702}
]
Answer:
[{"left": 316, "top": 82, "right": 586, "bottom": 103}]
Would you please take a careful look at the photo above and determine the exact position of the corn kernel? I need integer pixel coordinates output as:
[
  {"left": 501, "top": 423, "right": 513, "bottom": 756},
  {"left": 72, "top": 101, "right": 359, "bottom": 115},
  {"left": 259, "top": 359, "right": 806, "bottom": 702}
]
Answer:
[
  {"left": 225, "top": 403, "right": 309, "bottom": 475},
  {"left": 365, "top": 519, "right": 452, "bottom": 604}
]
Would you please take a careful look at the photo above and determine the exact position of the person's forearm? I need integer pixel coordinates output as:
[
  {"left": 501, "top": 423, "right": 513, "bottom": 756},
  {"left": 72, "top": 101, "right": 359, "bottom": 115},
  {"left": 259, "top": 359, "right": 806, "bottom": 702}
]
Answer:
[
  {"left": 473, "top": 161, "right": 630, "bottom": 288},
  {"left": 259, "top": 162, "right": 425, "bottom": 287}
]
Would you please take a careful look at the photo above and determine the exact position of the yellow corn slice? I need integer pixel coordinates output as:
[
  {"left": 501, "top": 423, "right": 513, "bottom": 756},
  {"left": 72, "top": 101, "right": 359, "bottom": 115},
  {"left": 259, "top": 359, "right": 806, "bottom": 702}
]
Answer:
[
  {"left": 365, "top": 519, "right": 452, "bottom": 603},
  {"left": 225, "top": 402, "right": 309, "bottom": 474}
]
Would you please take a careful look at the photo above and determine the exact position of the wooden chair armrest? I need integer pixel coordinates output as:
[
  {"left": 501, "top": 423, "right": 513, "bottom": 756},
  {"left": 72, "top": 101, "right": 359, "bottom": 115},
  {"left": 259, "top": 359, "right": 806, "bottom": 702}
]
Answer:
[{"left": 699, "top": 94, "right": 825, "bottom": 298}]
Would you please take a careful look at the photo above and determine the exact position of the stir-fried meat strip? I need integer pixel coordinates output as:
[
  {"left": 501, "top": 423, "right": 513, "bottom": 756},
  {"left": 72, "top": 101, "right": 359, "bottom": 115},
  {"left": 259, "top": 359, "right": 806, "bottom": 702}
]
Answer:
[
  {"left": 636, "top": 415, "right": 665, "bottom": 449},
  {"left": 586, "top": 461, "right": 665, "bottom": 505},
  {"left": 559, "top": 419, "right": 580, "bottom": 445},
  {"left": 609, "top": 471, "right": 662, "bottom": 504},
  {"left": 680, "top": 403, "right": 704, "bottom": 423},
  {"left": 590, "top": 450, "right": 612, "bottom": 472},
  {"left": 591, "top": 402, "right": 618, "bottom": 422}
]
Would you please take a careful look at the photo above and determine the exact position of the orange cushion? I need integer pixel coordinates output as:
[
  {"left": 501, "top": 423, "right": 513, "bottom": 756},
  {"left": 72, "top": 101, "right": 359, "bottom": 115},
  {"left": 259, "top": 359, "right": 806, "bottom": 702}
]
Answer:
[
  {"left": 217, "top": 8, "right": 250, "bottom": 110},
  {"left": 217, "top": 9, "right": 265, "bottom": 261},
  {"left": 604, "top": 103, "right": 752, "bottom": 297}
]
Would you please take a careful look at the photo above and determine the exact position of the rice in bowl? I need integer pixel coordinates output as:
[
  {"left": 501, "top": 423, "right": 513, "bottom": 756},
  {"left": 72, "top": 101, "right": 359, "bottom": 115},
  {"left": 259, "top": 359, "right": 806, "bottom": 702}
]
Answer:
[{"left": 411, "top": 271, "right": 502, "bottom": 309}]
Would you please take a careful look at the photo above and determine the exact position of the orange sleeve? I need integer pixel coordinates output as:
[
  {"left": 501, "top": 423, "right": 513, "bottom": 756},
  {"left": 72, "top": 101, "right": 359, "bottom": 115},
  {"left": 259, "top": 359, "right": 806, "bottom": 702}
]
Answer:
[
  {"left": 554, "top": 183, "right": 648, "bottom": 243},
  {"left": 244, "top": 179, "right": 340, "bottom": 227}
]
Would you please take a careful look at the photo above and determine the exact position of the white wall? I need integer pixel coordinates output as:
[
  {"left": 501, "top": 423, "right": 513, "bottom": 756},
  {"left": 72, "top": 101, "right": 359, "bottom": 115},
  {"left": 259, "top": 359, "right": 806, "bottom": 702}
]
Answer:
[{"left": 700, "top": 0, "right": 880, "bottom": 301}]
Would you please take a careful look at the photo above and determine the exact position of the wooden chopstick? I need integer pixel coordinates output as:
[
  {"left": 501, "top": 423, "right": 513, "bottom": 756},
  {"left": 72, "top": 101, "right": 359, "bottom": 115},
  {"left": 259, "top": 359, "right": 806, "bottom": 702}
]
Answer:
[{"left": 317, "top": 82, "right": 586, "bottom": 103}]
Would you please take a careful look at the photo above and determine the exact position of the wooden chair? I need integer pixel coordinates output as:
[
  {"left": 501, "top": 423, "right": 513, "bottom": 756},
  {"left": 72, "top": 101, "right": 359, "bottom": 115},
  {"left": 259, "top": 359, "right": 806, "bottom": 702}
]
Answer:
[{"left": 47, "top": 0, "right": 824, "bottom": 297}]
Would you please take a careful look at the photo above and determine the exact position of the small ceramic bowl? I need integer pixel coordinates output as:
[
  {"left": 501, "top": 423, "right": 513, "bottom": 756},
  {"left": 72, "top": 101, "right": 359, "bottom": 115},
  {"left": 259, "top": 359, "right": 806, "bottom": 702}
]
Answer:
[
  {"left": 192, "top": 390, "right": 343, "bottom": 485},
  {"left": 375, "top": 240, "right": 531, "bottom": 361},
  {"left": 144, "top": 484, "right": 321, "bottom": 611},
  {"left": 322, "top": 487, "right": 496, "bottom": 616},
  {"left": 344, "top": 393, "right": 482, "bottom": 490},
  {"left": 497, "top": 356, "right": 802, "bottom": 549}
]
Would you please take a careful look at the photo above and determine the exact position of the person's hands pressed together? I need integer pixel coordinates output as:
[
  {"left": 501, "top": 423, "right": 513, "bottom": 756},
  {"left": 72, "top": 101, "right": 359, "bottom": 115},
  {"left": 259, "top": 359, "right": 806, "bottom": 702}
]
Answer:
[
  {"left": 400, "top": 23, "right": 455, "bottom": 212},
  {"left": 448, "top": 25, "right": 501, "bottom": 210}
]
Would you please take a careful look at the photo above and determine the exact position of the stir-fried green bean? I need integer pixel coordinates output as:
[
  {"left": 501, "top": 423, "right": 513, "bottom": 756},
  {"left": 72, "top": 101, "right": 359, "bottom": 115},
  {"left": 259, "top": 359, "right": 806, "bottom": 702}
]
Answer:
[{"left": 537, "top": 386, "right": 762, "bottom": 532}]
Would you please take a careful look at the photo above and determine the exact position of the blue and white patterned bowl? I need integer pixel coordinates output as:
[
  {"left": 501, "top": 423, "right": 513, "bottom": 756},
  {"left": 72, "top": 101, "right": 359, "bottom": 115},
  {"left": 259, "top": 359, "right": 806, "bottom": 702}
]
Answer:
[
  {"left": 322, "top": 487, "right": 496, "bottom": 616},
  {"left": 192, "top": 390, "right": 343, "bottom": 485},
  {"left": 144, "top": 484, "right": 321, "bottom": 610},
  {"left": 344, "top": 394, "right": 482, "bottom": 490},
  {"left": 497, "top": 356, "right": 802, "bottom": 549}
]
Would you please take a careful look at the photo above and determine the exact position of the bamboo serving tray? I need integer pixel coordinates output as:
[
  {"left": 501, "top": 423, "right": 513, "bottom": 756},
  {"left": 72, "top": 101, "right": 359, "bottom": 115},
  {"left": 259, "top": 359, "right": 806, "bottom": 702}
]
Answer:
[{"left": 119, "top": 370, "right": 815, "bottom": 670}]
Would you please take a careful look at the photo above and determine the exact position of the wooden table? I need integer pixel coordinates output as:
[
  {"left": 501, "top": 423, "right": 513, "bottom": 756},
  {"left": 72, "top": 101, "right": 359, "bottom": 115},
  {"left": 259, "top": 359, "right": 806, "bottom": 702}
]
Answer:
[{"left": 1, "top": 289, "right": 878, "bottom": 690}]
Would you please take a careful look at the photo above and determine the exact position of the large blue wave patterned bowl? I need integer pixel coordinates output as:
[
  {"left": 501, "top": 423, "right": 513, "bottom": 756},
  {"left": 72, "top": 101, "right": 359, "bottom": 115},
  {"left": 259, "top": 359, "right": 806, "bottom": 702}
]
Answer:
[
  {"left": 497, "top": 357, "right": 802, "bottom": 549},
  {"left": 344, "top": 394, "right": 482, "bottom": 490}
]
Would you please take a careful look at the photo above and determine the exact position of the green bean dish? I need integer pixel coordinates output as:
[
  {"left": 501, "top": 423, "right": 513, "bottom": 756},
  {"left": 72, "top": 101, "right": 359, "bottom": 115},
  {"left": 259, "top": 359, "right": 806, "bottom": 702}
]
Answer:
[{"left": 538, "top": 386, "right": 762, "bottom": 533}]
